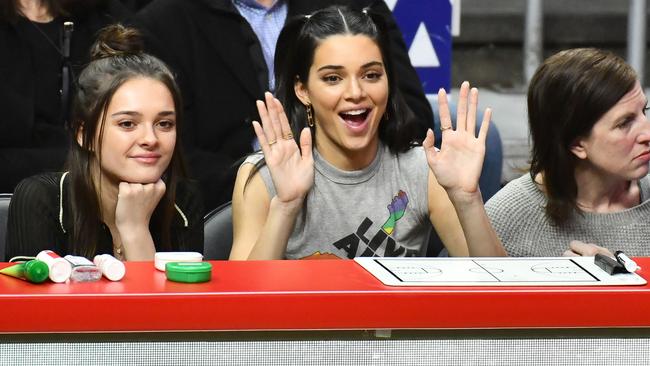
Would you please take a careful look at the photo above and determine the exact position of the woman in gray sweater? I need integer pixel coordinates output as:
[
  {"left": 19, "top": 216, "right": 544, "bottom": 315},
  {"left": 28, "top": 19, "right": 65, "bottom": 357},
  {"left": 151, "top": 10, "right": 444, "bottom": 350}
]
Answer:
[{"left": 486, "top": 48, "right": 650, "bottom": 257}]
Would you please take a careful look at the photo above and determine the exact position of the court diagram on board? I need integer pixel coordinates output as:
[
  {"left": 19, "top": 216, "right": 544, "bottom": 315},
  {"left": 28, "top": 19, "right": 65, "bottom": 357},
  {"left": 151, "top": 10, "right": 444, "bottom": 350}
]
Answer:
[{"left": 354, "top": 257, "right": 647, "bottom": 286}]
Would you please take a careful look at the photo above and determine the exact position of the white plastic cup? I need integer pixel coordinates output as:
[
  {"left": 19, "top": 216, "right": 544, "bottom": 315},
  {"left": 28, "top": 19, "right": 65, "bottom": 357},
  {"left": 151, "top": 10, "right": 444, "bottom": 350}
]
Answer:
[
  {"left": 36, "top": 250, "right": 72, "bottom": 283},
  {"left": 93, "top": 254, "right": 126, "bottom": 281}
]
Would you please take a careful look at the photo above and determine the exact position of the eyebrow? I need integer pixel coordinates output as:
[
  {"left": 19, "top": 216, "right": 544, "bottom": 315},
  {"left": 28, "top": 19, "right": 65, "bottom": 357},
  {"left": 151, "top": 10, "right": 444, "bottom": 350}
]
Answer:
[
  {"left": 110, "top": 110, "right": 176, "bottom": 117},
  {"left": 611, "top": 100, "right": 649, "bottom": 122},
  {"left": 316, "top": 61, "right": 384, "bottom": 72}
]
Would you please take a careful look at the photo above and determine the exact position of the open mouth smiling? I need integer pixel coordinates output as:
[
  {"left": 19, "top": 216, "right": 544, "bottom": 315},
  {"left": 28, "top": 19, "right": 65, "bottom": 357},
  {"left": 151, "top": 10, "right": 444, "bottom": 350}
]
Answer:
[{"left": 339, "top": 108, "right": 371, "bottom": 132}]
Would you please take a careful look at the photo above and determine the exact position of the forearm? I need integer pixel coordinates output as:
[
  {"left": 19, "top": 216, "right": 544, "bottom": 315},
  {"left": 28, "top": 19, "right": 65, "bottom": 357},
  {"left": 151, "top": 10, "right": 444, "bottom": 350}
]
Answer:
[
  {"left": 246, "top": 197, "right": 302, "bottom": 260},
  {"left": 118, "top": 226, "right": 157, "bottom": 261},
  {"left": 450, "top": 191, "right": 507, "bottom": 257}
]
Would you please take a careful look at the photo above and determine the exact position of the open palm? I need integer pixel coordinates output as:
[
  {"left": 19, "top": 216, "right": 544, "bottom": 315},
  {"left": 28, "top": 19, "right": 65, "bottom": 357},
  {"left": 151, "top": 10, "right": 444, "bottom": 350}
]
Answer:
[
  {"left": 253, "top": 92, "right": 314, "bottom": 204},
  {"left": 423, "top": 82, "right": 491, "bottom": 195}
]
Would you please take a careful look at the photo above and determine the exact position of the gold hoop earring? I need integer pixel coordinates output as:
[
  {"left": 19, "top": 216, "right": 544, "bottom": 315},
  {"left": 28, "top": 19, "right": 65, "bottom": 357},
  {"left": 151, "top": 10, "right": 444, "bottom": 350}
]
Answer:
[{"left": 306, "top": 103, "right": 314, "bottom": 127}]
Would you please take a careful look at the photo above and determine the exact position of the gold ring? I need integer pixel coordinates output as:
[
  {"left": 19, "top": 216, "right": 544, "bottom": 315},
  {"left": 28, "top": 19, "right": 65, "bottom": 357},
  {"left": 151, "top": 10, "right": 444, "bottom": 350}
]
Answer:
[
  {"left": 283, "top": 133, "right": 293, "bottom": 140},
  {"left": 441, "top": 125, "right": 452, "bottom": 131},
  {"left": 268, "top": 139, "right": 277, "bottom": 146}
]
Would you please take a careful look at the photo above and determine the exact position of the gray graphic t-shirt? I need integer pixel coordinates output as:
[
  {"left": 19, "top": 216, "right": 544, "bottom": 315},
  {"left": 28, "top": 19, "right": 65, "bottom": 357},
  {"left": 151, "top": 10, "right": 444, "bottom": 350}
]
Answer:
[{"left": 244, "top": 143, "right": 431, "bottom": 259}]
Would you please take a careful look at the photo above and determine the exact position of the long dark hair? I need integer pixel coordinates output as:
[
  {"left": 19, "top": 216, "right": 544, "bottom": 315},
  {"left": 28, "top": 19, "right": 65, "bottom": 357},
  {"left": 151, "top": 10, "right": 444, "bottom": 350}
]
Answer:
[
  {"left": 274, "top": 6, "right": 417, "bottom": 155},
  {"left": 528, "top": 48, "right": 637, "bottom": 225},
  {"left": 66, "top": 24, "right": 186, "bottom": 256}
]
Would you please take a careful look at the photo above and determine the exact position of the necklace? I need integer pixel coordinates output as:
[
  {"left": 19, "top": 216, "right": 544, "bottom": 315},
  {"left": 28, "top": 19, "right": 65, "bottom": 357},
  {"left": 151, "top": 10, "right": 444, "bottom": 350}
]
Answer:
[{"left": 114, "top": 244, "right": 124, "bottom": 261}]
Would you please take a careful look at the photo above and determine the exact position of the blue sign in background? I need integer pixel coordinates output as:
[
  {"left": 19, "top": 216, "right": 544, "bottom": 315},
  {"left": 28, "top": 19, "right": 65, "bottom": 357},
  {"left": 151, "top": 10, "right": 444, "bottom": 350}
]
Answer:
[{"left": 391, "top": 0, "right": 452, "bottom": 93}]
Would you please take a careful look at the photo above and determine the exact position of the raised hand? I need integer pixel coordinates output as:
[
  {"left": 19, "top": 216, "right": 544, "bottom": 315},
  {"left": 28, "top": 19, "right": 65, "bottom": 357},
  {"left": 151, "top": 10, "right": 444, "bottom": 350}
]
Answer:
[
  {"left": 423, "top": 81, "right": 491, "bottom": 199},
  {"left": 253, "top": 92, "right": 314, "bottom": 206}
]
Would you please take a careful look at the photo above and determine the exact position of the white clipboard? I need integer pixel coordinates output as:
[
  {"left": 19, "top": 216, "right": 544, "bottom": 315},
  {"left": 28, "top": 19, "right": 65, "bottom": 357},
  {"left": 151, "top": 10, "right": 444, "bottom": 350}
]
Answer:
[{"left": 354, "top": 257, "right": 647, "bottom": 286}]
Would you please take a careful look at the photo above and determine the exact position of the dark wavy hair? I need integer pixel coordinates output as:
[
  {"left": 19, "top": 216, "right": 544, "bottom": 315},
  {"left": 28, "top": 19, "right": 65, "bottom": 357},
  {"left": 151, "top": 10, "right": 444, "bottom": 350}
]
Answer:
[
  {"left": 528, "top": 48, "right": 637, "bottom": 225},
  {"left": 66, "top": 24, "right": 187, "bottom": 256},
  {"left": 274, "top": 5, "right": 417, "bottom": 154}
]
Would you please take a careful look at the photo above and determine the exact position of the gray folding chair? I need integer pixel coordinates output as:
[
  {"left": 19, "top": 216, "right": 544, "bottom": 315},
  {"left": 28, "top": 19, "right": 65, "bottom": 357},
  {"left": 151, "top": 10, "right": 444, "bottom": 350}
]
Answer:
[
  {"left": 203, "top": 201, "right": 233, "bottom": 260},
  {"left": 0, "top": 193, "right": 12, "bottom": 262}
]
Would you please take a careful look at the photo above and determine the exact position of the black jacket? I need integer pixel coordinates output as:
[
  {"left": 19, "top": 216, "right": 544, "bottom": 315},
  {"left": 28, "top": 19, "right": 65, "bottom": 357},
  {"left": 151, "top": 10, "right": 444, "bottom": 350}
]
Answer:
[
  {"left": 6, "top": 172, "right": 203, "bottom": 259},
  {"left": 136, "top": 0, "right": 433, "bottom": 212},
  {"left": 0, "top": 0, "right": 131, "bottom": 193}
]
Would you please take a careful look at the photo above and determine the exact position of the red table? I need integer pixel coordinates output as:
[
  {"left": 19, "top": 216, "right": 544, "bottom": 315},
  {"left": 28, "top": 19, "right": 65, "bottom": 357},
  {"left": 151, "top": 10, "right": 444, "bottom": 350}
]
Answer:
[
  {"left": 2, "top": 259, "right": 650, "bottom": 365},
  {"left": 2, "top": 258, "right": 650, "bottom": 333}
]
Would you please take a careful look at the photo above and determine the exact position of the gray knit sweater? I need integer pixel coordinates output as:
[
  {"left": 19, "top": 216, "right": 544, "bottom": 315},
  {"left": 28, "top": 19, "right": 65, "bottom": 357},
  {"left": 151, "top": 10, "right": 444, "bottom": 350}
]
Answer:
[{"left": 485, "top": 174, "right": 650, "bottom": 256}]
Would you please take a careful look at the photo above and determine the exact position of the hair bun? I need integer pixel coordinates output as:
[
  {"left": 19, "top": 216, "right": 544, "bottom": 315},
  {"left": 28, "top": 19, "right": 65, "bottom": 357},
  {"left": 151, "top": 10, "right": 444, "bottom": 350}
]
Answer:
[{"left": 90, "top": 24, "right": 144, "bottom": 61}]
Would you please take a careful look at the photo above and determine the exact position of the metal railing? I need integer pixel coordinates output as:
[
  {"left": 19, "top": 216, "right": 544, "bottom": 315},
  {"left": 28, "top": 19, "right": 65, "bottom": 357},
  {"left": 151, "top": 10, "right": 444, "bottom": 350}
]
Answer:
[
  {"left": 628, "top": 0, "right": 647, "bottom": 82},
  {"left": 522, "top": 0, "right": 647, "bottom": 86}
]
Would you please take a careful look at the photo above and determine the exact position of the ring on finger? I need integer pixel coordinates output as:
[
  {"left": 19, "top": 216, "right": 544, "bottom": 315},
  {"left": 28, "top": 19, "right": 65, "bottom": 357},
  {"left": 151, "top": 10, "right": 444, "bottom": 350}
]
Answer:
[
  {"left": 268, "top": 139, "right": 277, "bottom": 146},
  {"left": 283, "top": 133, "right": 293, "bottom": 140},
  {"left": 441, "top": 125, "right": 452, "bottom": 131}
]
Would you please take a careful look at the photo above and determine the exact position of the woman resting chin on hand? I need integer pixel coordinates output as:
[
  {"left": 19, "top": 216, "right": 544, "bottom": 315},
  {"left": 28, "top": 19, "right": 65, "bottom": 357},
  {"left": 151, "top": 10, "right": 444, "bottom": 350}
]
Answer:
[{"left": 5, "top": 25, "right": 203, "bottom": 261}]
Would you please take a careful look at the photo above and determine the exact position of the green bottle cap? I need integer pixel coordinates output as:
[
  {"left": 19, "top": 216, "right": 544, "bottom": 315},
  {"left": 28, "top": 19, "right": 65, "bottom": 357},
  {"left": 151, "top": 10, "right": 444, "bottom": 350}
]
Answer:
[{"left": 24, "top": 260, "right": 50, "bottom": 283}]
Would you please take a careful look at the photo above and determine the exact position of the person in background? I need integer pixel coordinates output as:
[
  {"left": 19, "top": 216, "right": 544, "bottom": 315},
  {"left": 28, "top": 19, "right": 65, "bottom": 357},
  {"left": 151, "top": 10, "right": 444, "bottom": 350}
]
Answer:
[
  {"left": 119, "top": 0, "right": 152, "bottom": 12},
  {"left": 0, "top": 0, "right": 131, "bottom": 194},
  {"left": 134, "top": 0, "right": 434, "bottom": 214},
  {"left": 5, "top": 25, "right": 203, "bottom": 261},
  {"left": 229, "top": 6, "right": 505, "bottom": 260},
  {"left": 486, "top": 48, "right": 650, "bottom": 257}
]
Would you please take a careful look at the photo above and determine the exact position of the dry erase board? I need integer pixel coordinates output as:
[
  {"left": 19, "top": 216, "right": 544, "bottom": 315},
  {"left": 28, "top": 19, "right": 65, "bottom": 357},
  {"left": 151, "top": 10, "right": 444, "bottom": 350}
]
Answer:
[{"left": 354, "top": 257, "right": 647, "bottom": 286}]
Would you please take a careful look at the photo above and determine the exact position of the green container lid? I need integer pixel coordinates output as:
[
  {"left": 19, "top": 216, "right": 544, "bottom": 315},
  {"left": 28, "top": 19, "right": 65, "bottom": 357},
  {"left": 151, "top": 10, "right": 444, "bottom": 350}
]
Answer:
[{"left": 165, "top": 262, "right": 212, "bottom": 283}]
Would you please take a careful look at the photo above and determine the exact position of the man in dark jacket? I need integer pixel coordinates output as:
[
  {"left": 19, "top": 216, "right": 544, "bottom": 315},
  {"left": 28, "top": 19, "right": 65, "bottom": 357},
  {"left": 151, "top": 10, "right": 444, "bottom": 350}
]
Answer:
[{"left": 136, "top": 0, "right": 433, "bottom": 213}]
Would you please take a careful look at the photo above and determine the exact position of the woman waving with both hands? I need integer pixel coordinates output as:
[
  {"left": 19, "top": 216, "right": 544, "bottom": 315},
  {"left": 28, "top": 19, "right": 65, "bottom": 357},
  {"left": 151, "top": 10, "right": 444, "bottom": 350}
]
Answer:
[{"left": 230, "top": 6, "right": 505, "bottom": 261}]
